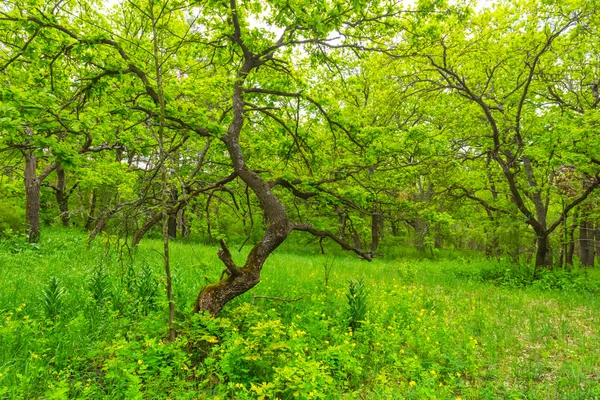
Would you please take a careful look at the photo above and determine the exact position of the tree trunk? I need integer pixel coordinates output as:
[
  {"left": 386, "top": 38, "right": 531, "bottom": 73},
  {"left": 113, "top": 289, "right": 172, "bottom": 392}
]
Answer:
[
  {"left": 534, "top": 234, "right": 552, "bottom": 277},
  {"left": 336, "top": 207, "right": 346, "bottom": 239},
  {"left": 579, "top": 216, "right": 595, "bottom": 267},
  {"left": 84, "top": 190, "right": 97, "bottom": 231},
  {"left": 566, "top": 211, "right": 577, "bottom": 266},
  {"left": 167, "top": 213, "right": 177, "bottom": 238},
  {"left": 24, "top": 153, "right": 41, "bottom": 243},
  {"left": 177, "top": 208, "right": 189, "bottom": 237},
  {"left": 193, "top": 69, "right": 292, "bottom": 315},
  {"left": 433, "top": 223, "right": 442, "bottom": 249},
  {"left": 370, "top": 208, "right": 382, "bottom": 255},
  {"left": 194, "top": 270, "right": 261, "bottom": 316},
  {"left": 596, "top": 224, "right": 600, "bottom": 262},
  {"left": 390, "top": 219, "right": 398, "bottom": 237},
  {"left": 55, "top": 165, "right": 69, "bottom": 227},
  {"left": 168, "top": 188, "right": 178, "bottom": 238},
  {"left": 413, "top": 217, "right": 428, "bottom": 253}
]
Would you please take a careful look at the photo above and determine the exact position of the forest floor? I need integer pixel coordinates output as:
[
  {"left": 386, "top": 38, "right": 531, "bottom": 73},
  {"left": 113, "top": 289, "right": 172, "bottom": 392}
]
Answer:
[{"left": 0, "top": 229, "right": 599, "bottom": 399}]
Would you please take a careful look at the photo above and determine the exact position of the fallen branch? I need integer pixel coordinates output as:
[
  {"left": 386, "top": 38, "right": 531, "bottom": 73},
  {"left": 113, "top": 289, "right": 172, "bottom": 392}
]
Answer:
[{"left": 251, "top": 295, "right": 303, "bottom": 305}]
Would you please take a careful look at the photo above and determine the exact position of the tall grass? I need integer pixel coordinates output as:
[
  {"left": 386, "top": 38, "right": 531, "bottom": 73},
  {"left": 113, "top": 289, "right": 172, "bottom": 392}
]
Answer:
[{"left": 0, "top": 229, "right": 598, "bottom": 399}]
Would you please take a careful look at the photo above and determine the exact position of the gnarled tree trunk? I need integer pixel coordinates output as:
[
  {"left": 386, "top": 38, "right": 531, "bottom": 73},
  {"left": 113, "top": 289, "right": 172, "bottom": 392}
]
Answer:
[{"left": 193, "top": 60, "right": 293, "bottom": 315}]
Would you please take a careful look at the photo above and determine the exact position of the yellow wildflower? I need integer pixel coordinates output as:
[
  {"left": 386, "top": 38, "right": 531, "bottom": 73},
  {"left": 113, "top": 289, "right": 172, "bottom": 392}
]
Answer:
[
  {"left": 409, "top": 381, "right": 416, "bottom": 387},
  {"left": 137, "top": 360, "right": 143, "bottom": 365}
]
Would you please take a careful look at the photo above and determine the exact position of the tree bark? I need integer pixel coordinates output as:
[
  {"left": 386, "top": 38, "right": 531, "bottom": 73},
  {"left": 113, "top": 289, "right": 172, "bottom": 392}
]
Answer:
[
  {"left": 596, "top": 224, "right": 600, "bottom": 262},
  {"left": 167, "top": 188, "right": 178, "bottom": 238},
  {"left": 533, "top": 234, "right": 552, "bottom": 277},
  {"left": 84, "top": 190, "right": 96, "bottom": 231},
  {"left": 24, "top": 153, "right": 41, "bottom": 243},
  {"left": 566, "top": 211, "right": 577, "bottom": 266},
  {"left": 413, "top": 217, "right": 428, "bottom": 253},
  {"left": 579, "top": 211, "right": 595, "bottom": 267},
  {"left": 370, "top": 208, "right": 383, "bottom": 255},
  {"left": 55, "top": 165, "right": 69, "bottom": 227}
]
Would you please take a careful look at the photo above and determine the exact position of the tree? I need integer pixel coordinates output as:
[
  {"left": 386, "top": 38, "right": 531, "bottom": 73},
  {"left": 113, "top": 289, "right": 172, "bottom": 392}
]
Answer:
[{"left": 405, "top": 0, "right": 600, "bottom": 269}]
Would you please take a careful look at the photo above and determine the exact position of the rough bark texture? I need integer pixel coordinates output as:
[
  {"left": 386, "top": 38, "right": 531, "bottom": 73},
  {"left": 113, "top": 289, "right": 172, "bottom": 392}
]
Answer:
[{"left": 24, "top": 153, "right": 41, "bottom": 243}]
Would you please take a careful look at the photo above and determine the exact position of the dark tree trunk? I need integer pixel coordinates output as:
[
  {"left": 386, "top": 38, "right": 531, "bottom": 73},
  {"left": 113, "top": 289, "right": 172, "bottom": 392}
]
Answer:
[
  {"left": 370, "top": 208, "right": 383, "bottom": 255},
  {"left": 24, "top": 154, "right": 41, "bottom": 243},
  {"left": 84, "top": 190, "right": 97, "bottom": 231},
  {"left": 533, "top": 235, "right": 552, "bottom": 277},
  {"left": 390, "top": 219, "right": 398, "bottom": 237},
  {"left": 55, "top": 165, "right": 69, "bottom": 227},
  {"left": 579, "top": 215, "right": 595, "bottom": 267},
  {"left": 167, "top": 214, "right": 177, "bottom": 238},
  {"left": 167, "top": 188, "right": 178, "bottom": 238}
]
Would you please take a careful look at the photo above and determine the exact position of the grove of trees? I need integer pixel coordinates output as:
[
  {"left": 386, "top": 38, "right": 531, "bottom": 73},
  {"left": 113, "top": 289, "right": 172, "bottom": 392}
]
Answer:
[{"left": 1, "top": 0, "right": 599, "bottom": 315}]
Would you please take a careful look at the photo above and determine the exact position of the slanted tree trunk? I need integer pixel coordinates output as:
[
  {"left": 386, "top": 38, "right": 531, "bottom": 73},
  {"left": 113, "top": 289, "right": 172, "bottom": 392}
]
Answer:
[
  {"left": 192, "top": 4, "right": 372, "bottom": 315},
  {"left": 55, "top": 165, "right": 69, "bottom": 227},
  {"left": 24, "top": 153, "right": 41, "bottom": 243},
  {"left": 193, "top": 62, "right": 293, "bottom": 315}
]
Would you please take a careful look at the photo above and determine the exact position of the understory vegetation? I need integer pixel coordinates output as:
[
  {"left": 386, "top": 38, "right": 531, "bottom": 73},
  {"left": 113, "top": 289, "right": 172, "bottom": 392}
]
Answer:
[
  {"left": 2, "top": 0, "right": 600, "bottom": 397},
  {"left": 1, "top": 230, "right": 598, "bottom": 399}
]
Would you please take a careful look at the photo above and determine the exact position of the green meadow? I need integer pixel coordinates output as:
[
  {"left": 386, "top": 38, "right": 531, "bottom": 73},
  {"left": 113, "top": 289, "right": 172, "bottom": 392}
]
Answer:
[{"left": 1, "top": 230, "right": 598, "bottom": 399}]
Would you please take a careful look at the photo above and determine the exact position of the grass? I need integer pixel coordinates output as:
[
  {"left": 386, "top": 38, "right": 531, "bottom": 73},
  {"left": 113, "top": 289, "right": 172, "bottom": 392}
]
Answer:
[{"left": 0, "top": 229, "right": 599, "bottom": 399}]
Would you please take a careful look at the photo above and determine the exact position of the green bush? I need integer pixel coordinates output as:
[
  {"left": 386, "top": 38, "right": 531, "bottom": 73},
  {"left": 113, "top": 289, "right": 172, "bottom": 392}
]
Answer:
[{"left": 0, "top": 199, "right": 24, "bottom": 234}]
